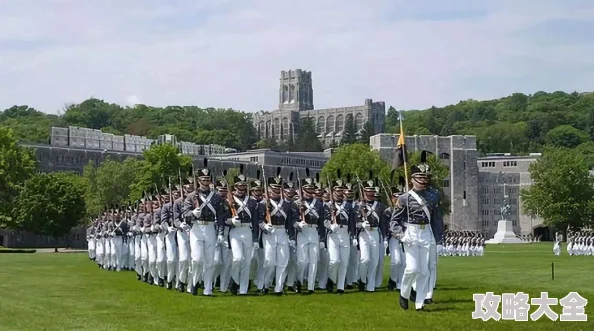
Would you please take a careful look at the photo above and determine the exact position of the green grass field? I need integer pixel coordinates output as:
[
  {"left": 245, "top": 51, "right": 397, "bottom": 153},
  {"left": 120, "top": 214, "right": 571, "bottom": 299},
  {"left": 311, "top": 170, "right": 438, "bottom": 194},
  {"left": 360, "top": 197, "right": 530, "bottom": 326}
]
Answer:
[{"left": 0, "top": 244, "right": 592, "bottom": 331}]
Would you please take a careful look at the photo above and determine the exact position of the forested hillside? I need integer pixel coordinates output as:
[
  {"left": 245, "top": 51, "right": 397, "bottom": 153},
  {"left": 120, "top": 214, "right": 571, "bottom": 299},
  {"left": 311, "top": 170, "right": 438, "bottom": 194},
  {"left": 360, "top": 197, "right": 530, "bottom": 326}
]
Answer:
[{"left": 386, "top": 91, "right": 594, "bottom": 156}]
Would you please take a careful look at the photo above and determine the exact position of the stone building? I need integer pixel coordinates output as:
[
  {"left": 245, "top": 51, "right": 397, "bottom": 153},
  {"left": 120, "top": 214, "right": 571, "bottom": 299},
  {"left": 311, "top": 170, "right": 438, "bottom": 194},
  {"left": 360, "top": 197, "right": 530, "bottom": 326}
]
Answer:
[
  {"left": 477, "top": 154, "right": 546, "bottom": 239},
  {"left": 253, "top": 69, "right": 386, "bottom": 145},
  {"left": 370, "top": 134, "right": 480, "bottom": 232}
]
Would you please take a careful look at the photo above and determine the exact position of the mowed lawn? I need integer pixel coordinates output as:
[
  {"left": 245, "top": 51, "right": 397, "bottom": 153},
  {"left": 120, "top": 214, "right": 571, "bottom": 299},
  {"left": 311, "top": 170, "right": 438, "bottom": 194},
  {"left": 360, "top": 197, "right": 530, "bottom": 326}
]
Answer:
[{"left": 0, "top": 244, "right": 592, "bottom": 331}]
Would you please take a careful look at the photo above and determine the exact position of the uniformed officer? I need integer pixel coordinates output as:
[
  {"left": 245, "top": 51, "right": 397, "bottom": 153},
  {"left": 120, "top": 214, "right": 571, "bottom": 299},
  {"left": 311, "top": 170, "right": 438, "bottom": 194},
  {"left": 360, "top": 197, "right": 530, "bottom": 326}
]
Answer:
[
  {"left": 324, "top": 176, "right": 356, "bottom": 294},
  {"left": 112, "top": 206, "right": 127, "bottom": 271},
  {"left": 344, "top": 179, "right": 360, "bottom": 289},
  {"left": 385, "top": 178, "right": 406, "bottom": 291},
  {"left": 316, "top": 182, "right": 330, "bottom": 291},
  {"left": 160, "top": 186, "right": 177, "bottom": 290},
  {"left": 249, "top": 175, "right": 267, "bottom": 294},
  {"left": 87, "top": 221, "right": 96, "bottom": 261},
  {"left": 262, "top": 173, "right": 299, "bottom": 295},
  {"left": 282, "top": 173, "right": 299, "bottom": 292},
  {"left": 226, "top": 170, "right": 261, "bottom": 295},
  {"left": 213, "top": 177, "right": 233, "bottom": 293},
  {"left": 396, "top": 152, "right": 441, "bottom": 311},
  {"left": 295, "top": 172, "right": 326, "bottom": 294},
  {"left": 182, "top": 159, "right": 226, "bottom": 296},
  {"left": 175, "top": 177, "right": 192, "bottom": 293}
]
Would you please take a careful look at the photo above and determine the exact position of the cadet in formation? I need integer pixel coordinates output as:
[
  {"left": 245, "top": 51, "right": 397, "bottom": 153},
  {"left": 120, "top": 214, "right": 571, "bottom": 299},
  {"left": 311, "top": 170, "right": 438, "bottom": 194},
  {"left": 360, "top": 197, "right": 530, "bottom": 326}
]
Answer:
[
  {"left": 566, "top": 229, "right": 594, "bottom": 256},
  {"left": 86, "top": 154, "right": 449, "bottom": 311},
  {"left": 439, "top": 231, "right": 485, "bottom": 257}
]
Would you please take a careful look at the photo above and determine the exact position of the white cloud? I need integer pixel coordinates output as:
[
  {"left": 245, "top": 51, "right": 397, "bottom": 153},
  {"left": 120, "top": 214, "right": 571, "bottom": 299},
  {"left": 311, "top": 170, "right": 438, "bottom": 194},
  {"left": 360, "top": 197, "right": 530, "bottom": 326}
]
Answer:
[
  {"left": 126, "top": 95, "right": 140, "bottom": 106},
  {"left": 1, "top": 0, "right": 594, "bottom": 114}
]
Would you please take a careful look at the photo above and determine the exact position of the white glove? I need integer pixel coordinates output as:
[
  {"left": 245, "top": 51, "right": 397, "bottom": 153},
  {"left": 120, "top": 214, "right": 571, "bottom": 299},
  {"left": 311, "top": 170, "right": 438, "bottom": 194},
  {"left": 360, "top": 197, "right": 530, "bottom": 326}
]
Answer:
[
  {"left": 127, "top": 232, "right": 133, "bottom": 237},
  {"left": 217, "top": 235, "right": 224, "bottom": 246},
  {"left": 192, "top": 208, "right": 201, "bottom": 219},
  {"left": 363, "top": 221, "right": 371, "bottom": 231},
  {"left": 330, "top": 223, "right": 339, "bottom": 232},
  {"left": 319, "top": 242, "right": 325, "bottom": 250},
  {"left": 298, "top": 221, "right": 307, "bottom": 229},
  {"left": 288, "top": 240, "right": 296, "bottom": 248},
  {"left": 352, "top": 238, "right": 358, "bottom": 247},
  {"left": 180, "top": 222, "right": 190, "bottom": 231},
  {"left": 253, "top": 242, "right": 259, "bottom": 249},
  {"left": 384, "top": 241, "right": 389, "bottom": 250},
  {"left": 232, "top": 217, "right": 241, "bottom": 227},
  {"left": 264, "top": 224, "right": 273, "bottom": 233}
]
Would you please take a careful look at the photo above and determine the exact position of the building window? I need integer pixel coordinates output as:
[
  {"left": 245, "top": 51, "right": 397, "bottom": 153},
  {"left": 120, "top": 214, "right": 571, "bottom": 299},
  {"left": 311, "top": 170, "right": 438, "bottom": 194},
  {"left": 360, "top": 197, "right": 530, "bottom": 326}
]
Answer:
[
  {"left": 463, "top": 191, "right": 466, "bottom": 199},
  {"left": 463, "top": 161, "right": 467, "bottom": 170},
  {"left": 482, "top": 210, "right": 489, "bottom": 216},
  {"left": 494, "top": 187, "right": 502, "bottom": 194},
  {"left": 442, "top": 179, "right": 450, "bottom": 188},
  {"left": 493, "top": 220, "right": 498, "bottom": 226},
  {"left": 482, "top": 187, "right": 489, "bottom": 194},
  {"left": 482, "top": 198, "right": 489, "bottom": 205},
  {"left": 481, "top": 162, "right": 496, "bottom": 168},
  {"left": 250, "top": 157, "right": 258, "bottom": 162},
  {"left": 503, "top": 161, "right": 518, "bottom": 167}
]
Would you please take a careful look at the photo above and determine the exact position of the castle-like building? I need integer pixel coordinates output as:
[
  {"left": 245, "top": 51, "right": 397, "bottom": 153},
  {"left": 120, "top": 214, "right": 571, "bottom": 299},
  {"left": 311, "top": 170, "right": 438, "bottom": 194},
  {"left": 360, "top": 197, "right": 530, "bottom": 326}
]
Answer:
[{"left": 253, "top": 70, "right": 386, "bottom": 145}]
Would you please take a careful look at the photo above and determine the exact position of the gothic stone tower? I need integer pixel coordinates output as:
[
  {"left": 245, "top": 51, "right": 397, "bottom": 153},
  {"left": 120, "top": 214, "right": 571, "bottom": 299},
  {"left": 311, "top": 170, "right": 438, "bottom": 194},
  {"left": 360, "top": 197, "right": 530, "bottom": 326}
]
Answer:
[{"left": 279, "top": 69, "right": 314, "bottom": 111}]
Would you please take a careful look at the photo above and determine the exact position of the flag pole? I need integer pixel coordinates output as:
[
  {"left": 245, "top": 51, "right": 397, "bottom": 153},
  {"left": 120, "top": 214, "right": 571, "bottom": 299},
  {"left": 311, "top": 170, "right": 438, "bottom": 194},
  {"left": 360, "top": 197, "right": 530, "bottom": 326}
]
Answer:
[{"left": 398, "top": 110, "right": 410, "bottom": 190}]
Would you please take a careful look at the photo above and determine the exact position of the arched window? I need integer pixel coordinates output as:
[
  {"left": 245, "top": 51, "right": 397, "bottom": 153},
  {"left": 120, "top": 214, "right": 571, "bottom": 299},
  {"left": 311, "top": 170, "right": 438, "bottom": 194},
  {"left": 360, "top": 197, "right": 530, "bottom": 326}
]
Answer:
[
  {"left": 283, "top": 86, "right": 289, "bottom": 104},
  {"left": 273, "top": 118, "right": 280, "bottom": 139},
  {"left": 335, "top": 114, "right": 344, "bottom": 132},
  {"left": 317, "top": 116, "right": 325, "bottom": 134},
  {"left": 326, "top": 115, "right": 334, "bottom": 134},
  {"left": 355, "top": 113, "right": 364, "bottom": 130},
  {"left": 290, "top": 84, "right": 296, "bottom": 103},
  {"left": 266, "top": 120, "right": 271, "bottom": 138},
  {"left": 281, "top": 117, "right": 289, "bottom": 140}
]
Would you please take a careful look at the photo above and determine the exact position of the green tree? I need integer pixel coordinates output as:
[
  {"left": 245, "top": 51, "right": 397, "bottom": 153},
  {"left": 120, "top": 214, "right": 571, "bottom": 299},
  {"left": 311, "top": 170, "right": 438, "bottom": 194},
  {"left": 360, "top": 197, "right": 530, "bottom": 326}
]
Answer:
[
  {"left": 340, "top": 115, "right": 358, "bottom": 145},
  {"left": 521, "top": 147, "right": 594, "bottom": 232},
  {"left": 576, "top": 141, "right": 594, "bottom": 169},
  {"left": 0, "top": 127, "right": 37, "bottom": 226},
  {"left": 83, "top": 158, "right": 141, "bottom": 216},
  {"left": 294, "top": 116, "right": 323, "bottom": 152},
  {"left": 131, "top": 143, "right": 192, "bottom": 199},
  {"left": 255, "top": 138, "right": 278, "bottom": 149},
  {"left": 545, "top": 125, "right": 589, "bottom": 148},
  {"left": 12, "top": 173, "right": 86, "bottom": 251}
]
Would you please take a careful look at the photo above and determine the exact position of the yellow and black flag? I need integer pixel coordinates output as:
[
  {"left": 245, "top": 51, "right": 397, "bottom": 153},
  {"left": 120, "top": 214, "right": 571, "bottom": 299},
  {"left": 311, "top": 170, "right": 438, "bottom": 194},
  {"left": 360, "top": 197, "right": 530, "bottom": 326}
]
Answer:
[{"left": 391, "top": 110, "right": 409, "bottom": 190}]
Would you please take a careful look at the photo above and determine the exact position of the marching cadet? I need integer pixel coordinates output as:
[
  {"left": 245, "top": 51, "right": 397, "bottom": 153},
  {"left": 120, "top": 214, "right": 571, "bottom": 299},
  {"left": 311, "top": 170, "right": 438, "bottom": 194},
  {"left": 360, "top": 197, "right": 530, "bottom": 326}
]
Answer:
[
  {"left": 134, "top": 203, "right": 145, "bottom": 280},
  {"left": 87, "top": 221, "right": 96, "bottom": 261},
  {"left": 105, "top": 210, "right": 114, "bottom": 271},
  {"left": 112, "top": 207, "right": 127, "bottom": 272},
  {"left": 316, "top": 180, "right": 330, "bottom": 291},
  {"left": 249, "top": 174, "right": 267, "bottom": 294},
  {"left": 262, "top": 171, "right": 299, "bottom": 295},
  {"left": 425, "top": 171, "right": 443, "bottom": 304},
  {"left": 152, "top": 192, "right": 166, "bottom": 287},
  {"left": 213, "top": 177, "right": 233, "bottom": 293},
  {"left": 295, "top": 170, "right": 327, "bottom": 294},
  {"left": 385, "top": 176, "right": 406, "bottom": 292},
  {"left": 126, "top": 208, "right": 136, "bottom": 272},
  {"left": 396, "top": 151, "right": 441, "bottom": 311},
  {"left": 553, "top": 231, "right": 561, "bottom": 256},
  {"left": 175, "top": 177, "right": 192, "bottom": 293},
  {"left": 356, "top": 175, "right": 388, "bottom": 292},
  {"left": 160, "top": 185, "right": 177, "bottom": 290},
  {"left": 283, "top": 173, "right": 299, "bottom": 292},
  {"left": 324, "top": 173, "right": 356, "bottom": 294},
  {"left": 226, "top": 168, "right": 261, "bottom": 295},
  {"left": 121, "top": 208, "right": 130, "bottom": 271},
  {"left": 344, "top": 180, "right": 360, "bottom": 289},
  {"left": 146, "top": 196, "right": 160, "bottom": 285},
  {"left": 182, "top": 159, "right": 226, "bottom": 296},
  {"left": 95, "top": 218, "right": 104, "bottom": 268},
  {"left": 373, "top": 181, "right": 387, "bottom": 290}
]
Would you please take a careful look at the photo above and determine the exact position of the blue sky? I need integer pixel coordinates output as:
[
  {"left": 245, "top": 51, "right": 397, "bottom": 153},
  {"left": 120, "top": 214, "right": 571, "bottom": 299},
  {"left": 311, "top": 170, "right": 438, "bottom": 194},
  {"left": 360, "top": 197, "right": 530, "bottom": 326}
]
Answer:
[{"left": 1, "top": 0, "right": 593, "bottom": 114}]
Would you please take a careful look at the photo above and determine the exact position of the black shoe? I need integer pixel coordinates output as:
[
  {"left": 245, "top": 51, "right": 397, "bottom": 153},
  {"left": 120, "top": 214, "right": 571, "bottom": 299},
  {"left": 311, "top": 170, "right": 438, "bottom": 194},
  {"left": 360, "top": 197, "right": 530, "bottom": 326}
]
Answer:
[
  {"left": 346, "top": 285, "right": 354, "bottom": 290},
  {"left": 158, "top": 278, "right": 164, "bottom": 287},
  {"left": 424, "top": 298, "right": 433, "bottom": 304},
  {"left": 295, "top": 281, "right": 302, "bottom": 293},
  {"left": 178, "top": 283, "right": 186, "bottom": 293},
  {"left": 230, "top": 281, "right": 238, "bottom": 295},
  {"left": 136, "top": 273, "right": 141, "bottom": 281},
  {"left": 387, "top": 279, "right": 396, "bottom": 291},
  {"left": 326, "top": 279, "right": 334, "bottom": 293},
  {"left": 264, "top": 288, "right": 269, "bottom": 294},
  {"left": 288, "top": 286, "right": 295, "bottom": 292},
  {"left": 143, "top": 274, "right": 149, "bottom": 283},
  {"left": 307, "top": 290, "right": 314, "bottom": 295},
  {"left": 191, "top": 284, "right": 198, "bottom": 296},
  {"left": 358, "top": 280, "right": 365, "bottom": 292},
  {"left": 148, "top": 275, "right": 154, "bottom": 285},
  {"left": 337, "top": 289, "right": 344, "bottom": 295},
  {"left": 399, "top": 295, "right": 409, "bottom": 310},
  {"left": 248, "top": 281, "right": 252, "bottom": 292},
  {"left": 215, "top": 276, "right": 220, "bottom": 288},
  {"left": 410, "top": 289, "right": 417, "bottom": 302},
  {"left": 166, "top": 282, "right": 173, "bottom": 290}
]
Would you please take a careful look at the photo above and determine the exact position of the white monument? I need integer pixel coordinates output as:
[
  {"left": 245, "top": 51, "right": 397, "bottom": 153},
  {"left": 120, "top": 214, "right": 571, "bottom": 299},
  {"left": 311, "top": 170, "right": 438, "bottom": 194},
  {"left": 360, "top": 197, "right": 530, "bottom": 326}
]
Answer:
[{"left": 486, "top": 183, "right": 524, "bottom": 244}]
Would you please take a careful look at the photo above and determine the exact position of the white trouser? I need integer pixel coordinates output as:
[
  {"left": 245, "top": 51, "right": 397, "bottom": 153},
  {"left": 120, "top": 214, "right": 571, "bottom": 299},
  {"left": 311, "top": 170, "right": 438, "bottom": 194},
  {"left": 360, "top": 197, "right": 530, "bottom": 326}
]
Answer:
[
  {"left": 286, "top": 245, "right": 297, "bottom": 287},
  {"left": 104, "top": 237, "right": 112, "bottom": 268},
  {"left": 219, "top": 228, "right": 232, "bottom": 292},
  {"left": 122, "top": 238, "right": 129, "bottom": 268},
  {"left": 389, "top": 237, "right": 404, "bottom": 283},
  {"left": 297, "top": 227, "right": 320, "bottom": 291},
  {"left": 110, "top": 237, "right": 117, "bottom": 268},
  {"left": 230, "top": 226, "right": 255, "bottom": 294},
  {"left": 134, "top": 236, "right": 142, "bottom": 274},
  {"left": 141, "top": 234, "right": 149, "bottom": 275},
  {"left": 401, "top": 224, "right": 434, "bottom": 309},
  {"left": 96, "top": 238, "right": 104, "bottom": 265},
  {"left": 190, "top": 222, "right": 217, "bottom": 295},
  {"left": 177, "top": 229, "right": 190, "bottom": 285},
  {"left": 358, "top": 228, "right": 380, "bottom": 291},
  {"left": 426, "top": 242, "right": 437, "bottom": 299},
  {"left": 327, "top": 227, "right": 350, "bottom": 290},
  {"left": 156, "top": 231, "right": 167, "bottom": 280},
  {"left": 346, "top": 245, "right": 360, "bottom": 286},
  {"left": 127, "top": 237, "right": 135, "bottom": 269},
  {"left": 88, "top": 239, "right": 96, "bottom": 259},
  {"left": 148, "top": 234, "right": 158, "bottom": 283},
  {"left": 375, "top": 233, "right": 385, "bottom": 288},
  {"left": 317, "top": 245, "right": 329, "bottom": 289},
  {"left": 263, "top": 227, "right": 290, "bottom": 293},
  {"left": 254, "top": 247, "right": 266, "bottom": 290},
  {"left": 112, "top": 236, "right": 124, "bottom": 271},
  {"left": 165, "top": 229, "right": 177, "bottom": 283}
]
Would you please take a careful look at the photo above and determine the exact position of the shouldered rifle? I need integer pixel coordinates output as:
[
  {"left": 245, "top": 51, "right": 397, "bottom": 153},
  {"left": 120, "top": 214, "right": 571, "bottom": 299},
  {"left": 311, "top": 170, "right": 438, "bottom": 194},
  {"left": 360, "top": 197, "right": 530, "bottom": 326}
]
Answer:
[
  {"left": 261, "top": 165, "right": 272, "bottom": 224},
  {"left": 295, "top": 168, "right": 306, "bottom": 222},
  {"left": 224, "top": 170, "right": 237, "bottom": 217}
]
